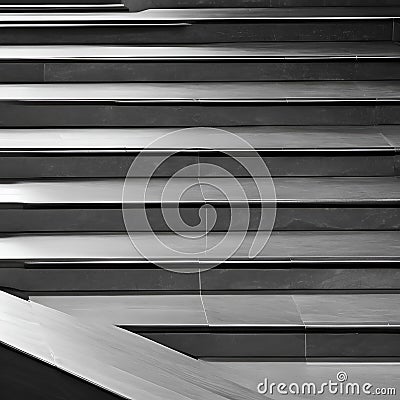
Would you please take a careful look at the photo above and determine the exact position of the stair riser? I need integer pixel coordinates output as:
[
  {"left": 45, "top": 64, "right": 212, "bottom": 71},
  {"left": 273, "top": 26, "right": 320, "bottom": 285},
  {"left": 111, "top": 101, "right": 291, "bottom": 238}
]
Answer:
[
  {"left": 0, "top": 154, "right": 396, "bottom": 178},
  {"left": 1, "top": 104, "right": 400, "bottom": 126},
  {"left": 203, "top": 268, "right": 400, "bottom": 292},
  {"left": 4, "top": 61, "right": 400, "bottom": 83},
  {"left": 0, "top": 22, "right": 392, "bottom": 45},
  {"left": 0, "top": 208, "right": 398, "bottom": 232},
  {"left": 2, "top": 267, "right": 400, "bottom": 292},
  {"left": 394, "top": 20, "right": 400, "bottom": 41},
  {"left": 307, "top": 331, "right": 400, "bottom": 361},
  {"left": 125, "top": 0, "right": 400, "bottom": 11},
  {"left": 138, "top": 331, "right": 306, "bottom": 360},
  {"left": 130, "top": 329, "right": 400, "bottom": 361},
  {"left": 201, "top": 154, "right": 398, "bottom": 177}
]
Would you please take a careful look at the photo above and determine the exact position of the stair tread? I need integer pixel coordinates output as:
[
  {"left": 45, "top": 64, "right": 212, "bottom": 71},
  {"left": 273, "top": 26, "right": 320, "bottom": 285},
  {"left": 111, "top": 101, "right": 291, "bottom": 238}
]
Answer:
[
  {"left": 0, "top": 42, "right": 399, "bottom": 60},
  {"left": 382, "top": 129, "right": 400, "bottom": 147},
  {"left": 30, "top": 293, "right": 400, "bottom": 327},
  {"left": 0, "top": 1, "right": 126, "bottom": 12},
  {"left": 3, "top": 81, "right": 400, "bottom": 101},
  {"left": 0, "top": 126, "right": 396, "bottom": 150},
  {"left": 0, "top": 4, "right": 126, "bottom": 8},
  {"left": 1, "top": 7, "right": 399, "bottom": 22},
  {"left": 139, "top": 7, "right": 400, "bottom": 20},
  {"left": 0, "top": 6, "right": 127, "bottom": 13},
  {"left": 201, "top": 177, "right": 400, "bottom": 204},
  {"left": 1, "top": 177, "right": 399, "bottom": 204},
  {"left": 132, "top": 0, "right": 400, "bottom": 9},
  {"left": 0, "top": 231, "right": 398, "bottom": 261},
  {"left": 140, "top": 7, "right": 400, "bottom": 19}
]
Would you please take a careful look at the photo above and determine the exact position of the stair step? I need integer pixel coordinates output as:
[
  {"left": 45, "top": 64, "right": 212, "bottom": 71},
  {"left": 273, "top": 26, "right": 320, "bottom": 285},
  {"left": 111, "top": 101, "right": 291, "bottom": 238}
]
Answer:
[
  {"left": 0, "top": 126, "right": 397, "bottom": 178},
  {"left": 1, "top": 42, "right": 400, "bottom": 82},
  {"left": 0, "top": 231, "right": 398, "bottom": 265},
  {"left": 31, "top": 293, "right": 400, "bottom": 327},
  {"left": 30, "top": 293, "right": 400, "bottom": 361},
  {"left": 0, "top": 177, "right": 398, "bottom": 232},
  {"left": 0, "top": 8, "right": 396, "bottom": 44},
  {"left": 1, "top": 82, "right": 400, "bottom": 127}
]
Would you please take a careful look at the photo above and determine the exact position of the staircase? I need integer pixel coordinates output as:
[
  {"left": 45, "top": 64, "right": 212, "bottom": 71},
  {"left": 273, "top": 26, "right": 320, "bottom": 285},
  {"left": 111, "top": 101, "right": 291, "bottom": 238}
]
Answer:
[{"left": 0, "top": 1, "right": 400, "bottom": 399}]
